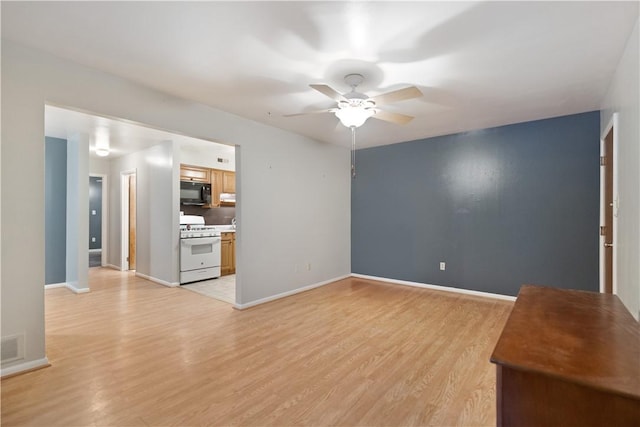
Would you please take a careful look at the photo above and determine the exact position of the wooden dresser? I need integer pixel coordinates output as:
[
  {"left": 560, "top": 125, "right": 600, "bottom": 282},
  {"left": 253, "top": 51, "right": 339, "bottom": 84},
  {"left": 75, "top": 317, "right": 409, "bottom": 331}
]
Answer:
[{"left": 490, "top": 285, "right": 640, "bottom": 426}]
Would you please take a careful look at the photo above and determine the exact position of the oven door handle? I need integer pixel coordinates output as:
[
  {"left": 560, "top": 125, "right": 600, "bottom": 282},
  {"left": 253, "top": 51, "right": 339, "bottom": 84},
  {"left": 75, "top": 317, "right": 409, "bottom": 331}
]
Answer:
[{"left": 181, "top": 237, "right": 220, "bottom": 246}]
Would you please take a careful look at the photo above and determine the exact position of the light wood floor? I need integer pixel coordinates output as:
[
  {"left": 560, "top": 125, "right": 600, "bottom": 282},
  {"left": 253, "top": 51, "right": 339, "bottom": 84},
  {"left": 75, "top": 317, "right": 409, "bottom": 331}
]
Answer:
[{"left": 1, "top": 268, "right": 513, "bottom": 426}]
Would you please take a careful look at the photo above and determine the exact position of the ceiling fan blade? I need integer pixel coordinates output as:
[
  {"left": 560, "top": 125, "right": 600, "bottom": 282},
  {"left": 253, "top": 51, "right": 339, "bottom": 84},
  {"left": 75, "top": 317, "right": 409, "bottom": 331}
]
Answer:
[
  {"left": 310, "top": 84, "right": 347, "bottom": 102},
  {"left": 369, "top": 86, "right": 422, "bottom": 106},
  {"left": 372, "top": 110, "right": 414, "bottom": 125},
  {"left": 283, "top": 108, "right": 336, "bottom": 117}
]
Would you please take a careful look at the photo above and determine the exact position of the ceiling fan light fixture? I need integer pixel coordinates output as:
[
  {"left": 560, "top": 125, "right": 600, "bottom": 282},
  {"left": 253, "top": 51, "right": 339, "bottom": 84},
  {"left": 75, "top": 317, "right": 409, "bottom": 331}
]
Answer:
[
  {"left": 335, "top": 106, "right": 374, "bottom": 128},
  {"left": 287, "top": 73, "right": 420, "bottom": 129},
  {"left": 95, "top": 147, "right": 110, "bottom": 157},
  {"left": 93, "top": 127, "right": 110, "bottom": 157}
]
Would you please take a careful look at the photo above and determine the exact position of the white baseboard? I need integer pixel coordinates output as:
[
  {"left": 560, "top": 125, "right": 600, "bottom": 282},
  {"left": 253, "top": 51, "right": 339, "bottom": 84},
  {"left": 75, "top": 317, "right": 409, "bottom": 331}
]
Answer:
[
  {"left": 66, "top": 281, "right": 90, "bottom": 294},
  {"left": 1, "top": 357, "right": 50, "bottom": 378},
  {"left": 88, "top": 248, "right": 102, "bottom": 253},
  {"left": 68, "top": 285, "right": 90, "bottom": 294},
  {"left": 135, "top": 272, "right": 180, "bottom": 288},
  {"left": 234, "top": 274, "right": 351, "bottom": 310},
  {"left": 44, "top": 282, "right": 90, "bottom": 294},
  {"left": 104, "top": 264, "right": 121, "bottom": 271},
  {"left": 351, "top": 274, "right": 517, "bottom": 302},
  {"left": 44, "top": 282, "right": 68, "bottom": 290}
]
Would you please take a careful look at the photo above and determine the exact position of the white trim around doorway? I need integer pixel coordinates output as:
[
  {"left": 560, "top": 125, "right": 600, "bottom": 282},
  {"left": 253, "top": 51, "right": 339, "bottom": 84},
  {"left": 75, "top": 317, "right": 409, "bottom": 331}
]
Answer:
[
  {"left": 120, "top": 169, "right": 136, "bottom": 271},
  {"left": 599, "top": 112, "right": 619, "bottom": 294}
]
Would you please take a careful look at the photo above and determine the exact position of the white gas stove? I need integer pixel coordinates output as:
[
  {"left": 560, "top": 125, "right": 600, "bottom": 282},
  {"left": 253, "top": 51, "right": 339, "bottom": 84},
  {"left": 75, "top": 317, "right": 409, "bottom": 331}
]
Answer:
[
  {"left": 179, "top": 224, "right": 221, "bottom": 239},
  {"left": 179, "top": 215, "right": 221, "bottom": 284}
]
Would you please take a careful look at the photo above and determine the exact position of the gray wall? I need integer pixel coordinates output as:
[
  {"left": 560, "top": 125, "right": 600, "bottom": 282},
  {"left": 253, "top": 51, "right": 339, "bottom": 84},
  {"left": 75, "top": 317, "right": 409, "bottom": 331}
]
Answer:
[
  {"left": 89, "top": 176, "right": 102, "bottom": 250},
  {"left": 65, "top": 136, "right": 90, "bottom": 291},
  {"left": 44, "top": 137, "right": 67, "bottom": 284},
  {"left": 352, "top": 111, "right": 600, "bottom": 296},
  {"left": 106, "top": 141, "right": 180, "bottom": 284},
  {"left": 3, "top": 41, "right": 350, "bottom": 371}
]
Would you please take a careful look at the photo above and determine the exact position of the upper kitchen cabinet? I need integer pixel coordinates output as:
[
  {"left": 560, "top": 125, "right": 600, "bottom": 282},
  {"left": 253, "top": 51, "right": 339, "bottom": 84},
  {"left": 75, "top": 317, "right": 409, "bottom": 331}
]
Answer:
[
  {"left": 180, "top": 164, "right": 210, "bottom": 183},
  {"left": 222, "top": 171, "right": 235, "bottom": 193},
  {"left": 210, "top": 170, "right": 222, "bottom": 208}
]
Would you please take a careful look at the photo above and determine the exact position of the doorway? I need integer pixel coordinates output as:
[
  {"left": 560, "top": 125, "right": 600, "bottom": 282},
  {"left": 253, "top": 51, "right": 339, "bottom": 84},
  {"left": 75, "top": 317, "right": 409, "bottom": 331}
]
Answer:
[
  {"left": 89, "top": 175, "right": 107, "bottom": 268},
  {"left": 600, "top": 113, "right": 617, "bottom": 294},
  {"left": 121, "top": 171, "right": 137, "bottom": 271}
]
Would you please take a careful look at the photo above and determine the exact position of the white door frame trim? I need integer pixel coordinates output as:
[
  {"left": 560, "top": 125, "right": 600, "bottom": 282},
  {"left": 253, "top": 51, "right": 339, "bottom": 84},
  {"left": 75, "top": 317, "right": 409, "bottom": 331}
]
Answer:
[
  {"left": 120, "top": 169, "right": 136, "bottom": 271},
  {"left": 599, "top": 112, "right": 618, "bottom": 294}
]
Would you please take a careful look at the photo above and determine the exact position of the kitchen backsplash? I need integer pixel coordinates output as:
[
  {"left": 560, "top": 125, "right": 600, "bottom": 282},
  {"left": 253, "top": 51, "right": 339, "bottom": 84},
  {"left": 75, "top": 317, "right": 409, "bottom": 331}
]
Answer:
[{"left": 181, "top": 205, "right": 236, "bottom": 225}]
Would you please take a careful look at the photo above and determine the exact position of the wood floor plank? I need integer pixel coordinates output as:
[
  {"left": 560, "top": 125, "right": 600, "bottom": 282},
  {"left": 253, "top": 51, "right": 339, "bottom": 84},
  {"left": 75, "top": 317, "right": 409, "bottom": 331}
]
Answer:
[{"left": 1, "top": 269, "right": 512, "bottom": 426}]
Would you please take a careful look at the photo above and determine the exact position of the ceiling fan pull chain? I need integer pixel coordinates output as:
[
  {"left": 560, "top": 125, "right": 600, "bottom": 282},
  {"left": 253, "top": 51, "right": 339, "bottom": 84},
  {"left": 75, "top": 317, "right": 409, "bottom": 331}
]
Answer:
[{"left": 351, "top": 126, "right": 356, "bottom": 179}]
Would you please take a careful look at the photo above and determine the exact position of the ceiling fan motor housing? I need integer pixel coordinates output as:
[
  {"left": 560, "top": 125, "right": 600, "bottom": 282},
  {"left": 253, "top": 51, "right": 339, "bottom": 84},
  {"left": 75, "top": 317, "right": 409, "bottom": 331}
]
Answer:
[
  {"left": 341, "top": 74, "right": 375, "bottom": 109},
  {"left": 339, "top": 94, "right": 375, "bottom": 110},
  {"left": 344, "top": 73, "right": 365, "bottom": 88}
]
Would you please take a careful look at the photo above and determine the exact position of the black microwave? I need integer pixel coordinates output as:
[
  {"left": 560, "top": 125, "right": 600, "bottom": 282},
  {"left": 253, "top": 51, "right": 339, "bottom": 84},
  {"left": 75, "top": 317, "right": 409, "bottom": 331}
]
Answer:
[{"left": 180, "top": 181, "right": 212, "bottom": 206}]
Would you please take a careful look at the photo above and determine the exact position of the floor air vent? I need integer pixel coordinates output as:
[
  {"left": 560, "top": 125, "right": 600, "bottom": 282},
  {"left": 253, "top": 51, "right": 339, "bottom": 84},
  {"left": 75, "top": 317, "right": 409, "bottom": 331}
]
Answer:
[{"left": 1, "top": 334, "right": 25, "bottom": 364}]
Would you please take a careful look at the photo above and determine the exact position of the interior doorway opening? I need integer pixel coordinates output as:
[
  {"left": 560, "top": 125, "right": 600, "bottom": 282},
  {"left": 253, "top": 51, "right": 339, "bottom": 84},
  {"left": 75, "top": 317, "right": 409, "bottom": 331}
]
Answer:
[
  {"left": 89, "top": 175, "right": 107, "bottom": 268},
  {"left": 45, "top": 105, "right": 239, "bottom": 302}
]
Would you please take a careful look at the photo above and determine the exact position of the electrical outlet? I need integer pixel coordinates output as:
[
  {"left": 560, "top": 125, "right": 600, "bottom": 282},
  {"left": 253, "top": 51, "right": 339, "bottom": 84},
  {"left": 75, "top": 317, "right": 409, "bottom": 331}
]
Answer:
[
  {"left": 306, "top": 262, "right": 311, "bottom": 271},
  {"left": 91, "top": 237, "right": 96, "bottom": 242},
  {"left": 440, "top": 262, "right": 446, "bottom": 271}
]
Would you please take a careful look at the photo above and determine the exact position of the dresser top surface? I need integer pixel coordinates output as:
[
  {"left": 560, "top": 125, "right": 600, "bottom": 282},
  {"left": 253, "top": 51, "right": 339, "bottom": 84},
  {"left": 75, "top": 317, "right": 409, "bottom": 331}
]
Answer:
[{"left": 491, "top": 285, "right": 640, "bottom": 399}]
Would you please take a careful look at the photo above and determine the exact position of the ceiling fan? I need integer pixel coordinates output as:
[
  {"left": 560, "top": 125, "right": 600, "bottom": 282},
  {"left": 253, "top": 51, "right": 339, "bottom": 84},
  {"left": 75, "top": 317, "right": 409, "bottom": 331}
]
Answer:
[{"left": 285, "top": 73, "right": 422, "bottom": 129}]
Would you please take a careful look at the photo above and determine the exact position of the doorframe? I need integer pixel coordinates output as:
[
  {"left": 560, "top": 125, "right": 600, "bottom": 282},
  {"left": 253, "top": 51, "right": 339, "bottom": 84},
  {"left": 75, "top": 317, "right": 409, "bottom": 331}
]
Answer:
[
  {"left": 89, "top": 173, "right": 108, "bottom": 267},
  {"left": 599, "top": 113, "right": 618, "bottom": 294},
  {"left": 120, "top": 169, "right": 136, "bottom": 271}
]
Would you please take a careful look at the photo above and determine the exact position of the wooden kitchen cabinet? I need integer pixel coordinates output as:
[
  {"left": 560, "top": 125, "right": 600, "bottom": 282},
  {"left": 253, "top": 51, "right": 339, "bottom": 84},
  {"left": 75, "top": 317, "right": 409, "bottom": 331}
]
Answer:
[
  {"left": 210, "top": 170, "right": 222, "bottom": 208},
  {"left": 180, "top": 164, "right": 210, "bottom": 183},
  {"left": 220, "top": 232, "right": 236, "bottom": 276},
  {"left": 222, "top": 171, "right": 235, "bottom": 193}
]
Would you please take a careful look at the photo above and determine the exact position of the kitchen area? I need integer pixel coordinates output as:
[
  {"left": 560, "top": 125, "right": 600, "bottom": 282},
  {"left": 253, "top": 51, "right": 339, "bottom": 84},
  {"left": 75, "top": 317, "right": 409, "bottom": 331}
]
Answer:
[
  {"left": 178, "top": 141, "right": 237, "bottom": 304},
  {"left": 43, "top": 102, "right": 246, "bottom": 302}
]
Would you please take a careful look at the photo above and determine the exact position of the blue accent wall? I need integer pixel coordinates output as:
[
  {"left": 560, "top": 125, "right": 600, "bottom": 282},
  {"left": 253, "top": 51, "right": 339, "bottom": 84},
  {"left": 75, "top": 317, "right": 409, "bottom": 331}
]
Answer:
[
  {"left": 352, "top": 112, "right": 600, "bottom": 296},
  {"left": 45, "top": 137, "right": 67, "bottom": 284}
]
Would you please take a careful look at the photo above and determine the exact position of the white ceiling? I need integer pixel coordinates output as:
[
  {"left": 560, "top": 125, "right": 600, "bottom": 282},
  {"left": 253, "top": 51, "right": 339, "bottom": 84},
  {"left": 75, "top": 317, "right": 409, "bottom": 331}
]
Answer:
[
  {"left": 45, "top": 105, "right": 234, "bottom": 159},
  {"left": 3, "top": 1, "right": 639, "bottom": 150}
]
